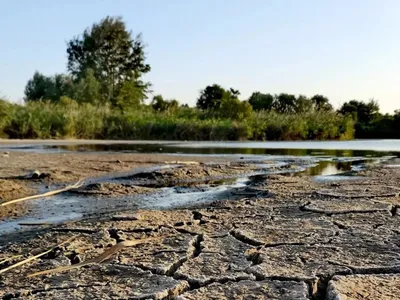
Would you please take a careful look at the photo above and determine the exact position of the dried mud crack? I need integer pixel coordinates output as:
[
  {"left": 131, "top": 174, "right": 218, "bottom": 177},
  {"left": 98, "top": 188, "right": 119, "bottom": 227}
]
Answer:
[{"left": 1, "top": 154, "right": 400, "bottom": 299}]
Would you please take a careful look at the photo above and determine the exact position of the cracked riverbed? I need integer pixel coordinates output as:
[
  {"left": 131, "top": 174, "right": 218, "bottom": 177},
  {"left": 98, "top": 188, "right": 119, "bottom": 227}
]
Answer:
[{"left": 0, "top": 144, "right": 400, "bottom": 299}]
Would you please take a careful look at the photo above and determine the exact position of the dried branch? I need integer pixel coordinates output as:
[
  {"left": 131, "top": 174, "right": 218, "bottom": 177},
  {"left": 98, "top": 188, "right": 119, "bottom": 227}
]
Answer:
[{"left": 0, "top": 180, "right": 85, "bottom": 207}]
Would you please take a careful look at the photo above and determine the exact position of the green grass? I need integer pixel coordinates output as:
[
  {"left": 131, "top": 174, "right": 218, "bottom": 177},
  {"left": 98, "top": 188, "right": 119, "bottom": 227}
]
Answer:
[{"left": 0, "top": 99, "right": 355, "bottom": 141}]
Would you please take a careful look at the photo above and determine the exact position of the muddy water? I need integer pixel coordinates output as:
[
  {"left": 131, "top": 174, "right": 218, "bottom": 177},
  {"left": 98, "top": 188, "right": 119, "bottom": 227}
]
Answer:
[{"left": 0, "top": 173, "right": 250, "bottom": 234}]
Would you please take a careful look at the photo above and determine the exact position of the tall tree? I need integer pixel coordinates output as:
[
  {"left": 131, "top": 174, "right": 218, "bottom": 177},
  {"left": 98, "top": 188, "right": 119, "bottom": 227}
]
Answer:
[
  {"left": 73, "top": 68, "right": 101, "bottom": 104},
  {"left": 67, "top": 16, "right": 151, "bottom": 104},
  {"left": 196, "top": 84, "right": 238, "bottom": 110},
  {"left": 116, "top": 78, "right": 148, "bottom": 109},
  {"left": 24, "top": 72, "right": 51, "bottom": 101},
  {"left": 248, "top": 92, "right": 274, "bottom": 111},
  {"left": 311, "top": 94, "right": 333, "bottom": 111},
  {"left": 273, "top": 93, "right": 297, "bottom": 114}
]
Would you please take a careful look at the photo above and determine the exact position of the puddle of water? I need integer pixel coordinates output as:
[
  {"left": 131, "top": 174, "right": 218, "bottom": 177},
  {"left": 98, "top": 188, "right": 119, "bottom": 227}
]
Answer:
[
  {"left": 0, "top": 212, "right": 81, "bottom": 233},
  {"left": 313, "top": 175, "right": 364, "bottom": 183},
  {"left": 0, "top": 176, "right": 251, "bottom": 235},
  {"left": 302, "top": 161, "right": 355, "bottom": 176},
  {"left": 139, "top": 177, "right": 249, "bottom": 209}
]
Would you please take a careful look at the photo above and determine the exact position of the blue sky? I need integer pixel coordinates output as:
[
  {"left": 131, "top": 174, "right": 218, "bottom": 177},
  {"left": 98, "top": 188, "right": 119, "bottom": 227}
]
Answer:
[{"left": 1, "top": 0, "right": 399, "bottom": 112}]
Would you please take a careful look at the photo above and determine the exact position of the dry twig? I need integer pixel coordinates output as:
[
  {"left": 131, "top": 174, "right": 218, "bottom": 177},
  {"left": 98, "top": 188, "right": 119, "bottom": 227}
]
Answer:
[
  {"left": 27, "top": 236, "right": 162, "bottom": 278},
  {"left": 0, "top": 237, "right": 75, "bottom": 275},
  {"left": 0, "top": 180, "right": 85, "bottom": 207}
]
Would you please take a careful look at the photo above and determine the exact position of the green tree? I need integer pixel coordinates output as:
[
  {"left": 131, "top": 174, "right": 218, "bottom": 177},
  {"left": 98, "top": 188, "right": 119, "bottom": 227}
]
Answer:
[
  {"left": 394, "top": 110, "right": 400, "bottom": 130},
  {"left": 197, "top": 84, "right": 231, "bottom": 110},
  {"left": 338, "top": 99, "right": 380, "bottom": 138},
  {"left": 219, "top": 98, "right": 253, "bottom": 120},
  {"left": 248, "top": 92, "right": 274, "bottom": 111},
  {"left": 24, "top": 72, "right": 51, "bottom": 101},
  {"left": 338, "top": 100, "right": 379, "bottom": 123},
  {"left": 295, "top": 95, "right": 314, "bottom": 113},
  {"left": 311, "top": 94, "right": 333, "bottom": 111},
  {"left": 0, "top": 99, "right": 13, "bottom": 135},
  {"left": 116, "top": 78, "right": 148, "bottom": 109},
  {"left": 24, "top": 72, "right": 74, "bottom": 102},
  {"left": 273, "top": 93, "right": 297, "bottom": 114},
  {"left": 151, "top": 95, "right": 168, "bottom": 111},
  {"left": 73, "top": 68, "right": 101, "bottom": 104},
  {"left": 167, "top": 99, "right": 179, "bottom": 111},
  {"left": 151, "top": 95, "right": 179, "bottom": 112},
  {"left": 67, "top": 16, "right": 151, "bottom": 104}
]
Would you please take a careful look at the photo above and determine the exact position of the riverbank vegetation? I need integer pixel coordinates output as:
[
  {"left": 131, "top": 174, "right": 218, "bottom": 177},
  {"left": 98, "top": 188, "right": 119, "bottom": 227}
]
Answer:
[
  {"left": 1, "top": 16, "right": 398, "bottom": 141},
  {"left": 0, "top": 99, "right": 353, "bottom": 140}
]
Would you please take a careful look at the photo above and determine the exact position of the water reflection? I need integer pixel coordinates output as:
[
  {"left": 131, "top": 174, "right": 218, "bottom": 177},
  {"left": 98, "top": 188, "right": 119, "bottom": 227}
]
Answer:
[
  {"left": 302, "top": 161, "right": 355, "bottom": 176},
  {"left": 48, "top": 144, "right": 399, "bottom": 158}
]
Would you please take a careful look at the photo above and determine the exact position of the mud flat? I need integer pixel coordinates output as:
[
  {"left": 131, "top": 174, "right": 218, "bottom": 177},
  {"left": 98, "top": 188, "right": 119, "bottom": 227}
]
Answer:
[{"left": 0, "top": 151, "right": 400, "bottom": 299}]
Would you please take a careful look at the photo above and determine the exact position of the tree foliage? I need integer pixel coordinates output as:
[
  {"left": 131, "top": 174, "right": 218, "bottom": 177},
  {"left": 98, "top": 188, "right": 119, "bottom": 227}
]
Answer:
[
  {"left": 66, "top": 16, "right": 150, "bottom": 104},
  {"left": 295, "top": 95, "right": 314, "bottom": 113},
  {"left": 338, "top": 100, "right": 380, "bottom": 123},
  {"left": 248, "top": 92, "right": 274, "bottom": 111},
  {"left": 219, "top": 98, "right": 252, "bottom": 120},
  {"left": 116, "top": 78, "right": 148, "bottom": 109},
  {"left": 73, "top": 68, "right": 101, "bottom": 104},
  {"left": 273, "top": 93, "right": 297, "bottom": 114},
  {"left": 311, "top": 94, "right": 333, "bottom": 111},
  {"left": 196, "top": 84, "right": 229, "bottom": 110},
  {"left": 151, "top": 95, "right": 179, "bottom": 112},
  {"left": 394, "top": 110, "right": 400, "bottom": 129},
  {"left": 24, "top": 72, "right": 74, "bottom": 102},
  {"left": 247, "top": 92, "right": 333, "bottom": 114}
]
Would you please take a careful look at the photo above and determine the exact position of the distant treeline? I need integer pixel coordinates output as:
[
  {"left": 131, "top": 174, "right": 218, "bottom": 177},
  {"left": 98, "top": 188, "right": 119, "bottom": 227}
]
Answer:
[{"left": 1, "top": 16, "right": 399, "bottom": 141}]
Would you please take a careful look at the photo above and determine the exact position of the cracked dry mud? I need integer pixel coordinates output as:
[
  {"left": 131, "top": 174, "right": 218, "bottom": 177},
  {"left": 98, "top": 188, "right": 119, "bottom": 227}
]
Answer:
[{"left": 1, "top": 156, "right": 400, "bottom": 299}]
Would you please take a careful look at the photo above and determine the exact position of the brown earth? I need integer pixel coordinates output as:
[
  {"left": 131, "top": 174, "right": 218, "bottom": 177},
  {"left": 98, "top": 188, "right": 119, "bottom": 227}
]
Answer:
[
  {"left": 0, "top": 151, "right": 400, "bottom": 299},
  {"left": 0, "top": 151, "right": 232, "bottom": 183},
  {"left": 0, "top": 180, "right": 33, "bottom": 218},
  {"left": 0, "top": 151, "right": 236, "bottom": 218}
]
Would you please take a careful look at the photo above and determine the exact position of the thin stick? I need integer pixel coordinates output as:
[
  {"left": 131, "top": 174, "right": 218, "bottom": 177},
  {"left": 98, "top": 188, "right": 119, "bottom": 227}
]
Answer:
[
  {"left": 0, "top": 254, "right": 23, "bottom": 266},
  {"left": 28, "top": 236, "right": 162, "bottom": 278},
  {"left": 0, "top": 237, "right": 75, "bottom": 275},
  {"left": 0, "top": 180, "right": 85, "bottom": 207}
]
